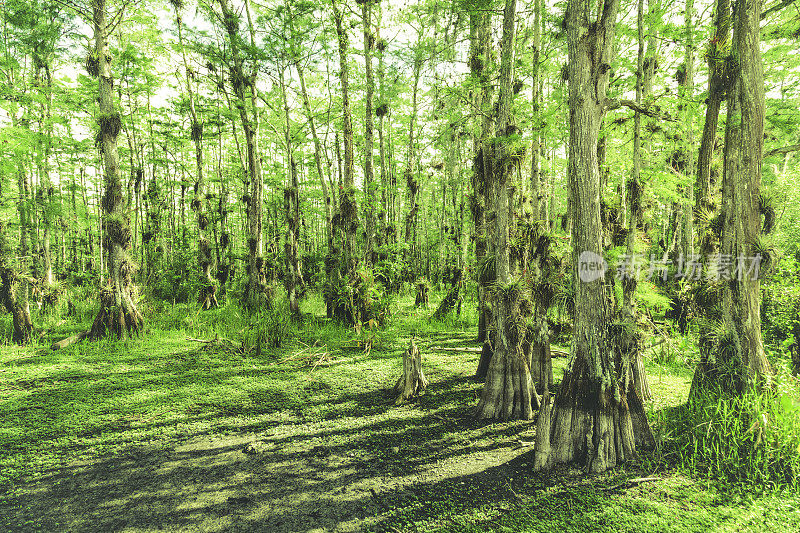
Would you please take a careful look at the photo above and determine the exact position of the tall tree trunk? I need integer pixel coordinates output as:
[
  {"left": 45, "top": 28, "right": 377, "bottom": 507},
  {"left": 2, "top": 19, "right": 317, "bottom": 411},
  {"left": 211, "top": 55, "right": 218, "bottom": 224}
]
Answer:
[
  {"left": 376, "top": 14, "right": 389, "bottom": 248},
  {"left": 362, "top": 0, "right": 376, "bottom": 266},
  {"left": 332, "top": 0, "right": 358, "bottom": 279},
  {"left": 691, "top": 0, "right": 772, "bottom": 394},
  {"left": 533, "top": 0, "right": 653, "bottom": 473},
  {"left": 469, "top": 1, "right": 494, "bottom": 353},
  {"left": 278, "top": 66, "right": 303, "bottom": 318},
  {"left": 530, "top": 0, "right": 544, "bottom": 220},
  {"left": 15, "top": 153, "right": 33, "bottom": 328},
  {"left": 34, "top": 55, "right": 55, "bottom": 294},
  {"left": 89, "top": 0, "right": 143, "bottom": 338},
  {"left": 405, "top": 58, "right": 422, "bottom": 279},
  {"left": 174, "top": 3, "right": 218, "bottom": 310},
  {"left": 679, "top": 0, "right": 696, "bottom": 259},
  {"left": 219, "top": 0, "right": 268, "bottom": 311},
  {"left": 623, "top": 0, "right": 648, "bottom": 318},
  {"left": 475, "top": 0, "right": 537, "bottom": 420},
  {"left": 213, "top": 68, "right": 232, "bottom": 295},
  {"left": 695, "top": 0, "right": 732, "bottom": 214}
]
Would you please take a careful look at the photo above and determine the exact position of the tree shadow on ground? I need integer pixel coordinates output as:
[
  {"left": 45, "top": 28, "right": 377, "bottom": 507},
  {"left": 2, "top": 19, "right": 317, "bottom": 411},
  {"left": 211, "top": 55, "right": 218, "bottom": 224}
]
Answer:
[{"left": 0, "top": 359, "right": 538, "bottom": 532}]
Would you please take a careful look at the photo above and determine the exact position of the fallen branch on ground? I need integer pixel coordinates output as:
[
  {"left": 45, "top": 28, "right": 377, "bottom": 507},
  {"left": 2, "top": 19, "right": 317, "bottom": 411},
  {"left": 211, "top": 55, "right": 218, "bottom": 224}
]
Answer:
[{"left": 51, "top": 330, "right": 90, "bottom": 351}]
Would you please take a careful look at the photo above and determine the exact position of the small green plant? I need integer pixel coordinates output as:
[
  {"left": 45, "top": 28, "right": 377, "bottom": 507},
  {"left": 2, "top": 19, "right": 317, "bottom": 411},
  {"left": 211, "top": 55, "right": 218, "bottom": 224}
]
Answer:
[{"left": 241, "top": 307, "right": 293, "bottom": 354}]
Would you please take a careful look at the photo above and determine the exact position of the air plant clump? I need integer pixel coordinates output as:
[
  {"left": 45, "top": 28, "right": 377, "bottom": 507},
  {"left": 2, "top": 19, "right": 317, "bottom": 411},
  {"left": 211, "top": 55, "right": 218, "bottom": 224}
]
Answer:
[
  {"left": 104, "top": 213, "right": 131, "bottom": 248},
  {"left": 339, "top": 187, "right": 359, "bottom": 232},
  {"left": 98, "top": 112, "right": 122, "bottom": 138},
  {"left": 85, "top": 52, "right": 100, "bottom": 77},
  {"left": 626, "top": 176, "right": 643, "bottom": 215},
  {"left": 191, "top": 121, "right": 203, "bottom": 142},
  {"left": 751, "top": 236, "right": 778, "bottom": 274},
  {"left": 759, "top": 193, "right": 776, "bottom": 235}
]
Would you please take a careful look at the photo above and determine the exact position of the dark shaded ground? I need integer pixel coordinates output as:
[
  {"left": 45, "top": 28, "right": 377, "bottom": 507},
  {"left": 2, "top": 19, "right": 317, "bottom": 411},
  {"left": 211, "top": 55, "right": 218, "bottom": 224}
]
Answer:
[{"left": 0, "top": 376, "right": 538, "bottom": 532}]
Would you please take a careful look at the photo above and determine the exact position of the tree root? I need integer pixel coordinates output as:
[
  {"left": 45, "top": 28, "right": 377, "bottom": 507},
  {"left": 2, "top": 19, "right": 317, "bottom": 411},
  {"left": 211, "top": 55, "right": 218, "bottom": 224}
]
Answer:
[{"left": 90, "top": 283, "right": 143, "bottom": 339}]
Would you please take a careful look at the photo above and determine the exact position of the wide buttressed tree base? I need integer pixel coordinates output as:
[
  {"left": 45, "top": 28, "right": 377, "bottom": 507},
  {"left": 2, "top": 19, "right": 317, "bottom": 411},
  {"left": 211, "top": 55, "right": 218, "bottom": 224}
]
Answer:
[
  {"left": 533, "top": 327, "right": 655, "bottom": 473},
  {"left": 475, "top": 283, "right": 540, "bottom": 420},
  {"left": 90, "top": 280, "right": 143, "bottom": 339},
  {"left": 532, "top": 0, "right": 655, "bottom": 472}
]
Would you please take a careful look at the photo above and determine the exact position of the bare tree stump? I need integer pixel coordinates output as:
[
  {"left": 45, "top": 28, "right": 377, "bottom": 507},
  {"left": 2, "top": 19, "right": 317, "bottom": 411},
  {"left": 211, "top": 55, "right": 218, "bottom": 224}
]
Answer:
[{"left": 394, "top": 339, "right": 428, "bottom": 404}]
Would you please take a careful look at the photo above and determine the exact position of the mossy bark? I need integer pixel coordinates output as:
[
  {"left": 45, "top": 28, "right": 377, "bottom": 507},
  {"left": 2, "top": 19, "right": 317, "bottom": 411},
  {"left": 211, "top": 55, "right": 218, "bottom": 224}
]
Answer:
[
  {"left": 89, "top": 0, "right": 143, "bottom": 339},
  {"left": 174, "top": 4, "right": 218, "bottom": 311},
  {"left": 533, "top": 0, "right": 653, "bottom": 472},
  {"left": 332, "top": 0, "right": 358, "bottom": 279},
  {"left": 278, "top": 67, "right": 304, "bottom": 319},
  {"left": 362, "top": 0, "right": 376, "bottom": 266},
  {"left": 468, "top": 1, "right": 494, "bottom": 345},
  {"left": 475, "top": 0, "right": 537, "bottom": 421},
  {"left": 695, "top": 0, "right": 733, "bottom": 215},
  {"left": 690, "top": 0, "right": 772, "bottom": 394}
]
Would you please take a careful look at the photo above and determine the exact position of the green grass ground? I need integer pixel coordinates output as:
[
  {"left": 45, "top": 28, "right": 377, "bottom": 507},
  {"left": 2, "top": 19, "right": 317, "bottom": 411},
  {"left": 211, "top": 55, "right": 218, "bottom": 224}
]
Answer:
[{"left": 0, "top": 292, "right": 798, "bottom": 532}]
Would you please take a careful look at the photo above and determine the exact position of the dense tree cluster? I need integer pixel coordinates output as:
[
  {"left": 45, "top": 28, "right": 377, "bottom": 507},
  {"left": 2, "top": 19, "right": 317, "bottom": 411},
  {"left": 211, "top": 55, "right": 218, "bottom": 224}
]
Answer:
[{"left": 1, "top": 0, "right": 799, "bottom": 474}]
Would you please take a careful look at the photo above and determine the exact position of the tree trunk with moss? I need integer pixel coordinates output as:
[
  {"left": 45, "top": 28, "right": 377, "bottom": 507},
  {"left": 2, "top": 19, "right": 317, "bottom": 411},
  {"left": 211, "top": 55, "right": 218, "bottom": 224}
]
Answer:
[
  {"left": 404, "top": 57, "right": 422, "bottom": 278},
  {"left": 620, "top": 0, "right": 654, "bottom": 403},
  {"left": 468, "top": 1, "right": 494, "bottom": 350},
  {"left": 218, "top": 0, "right": 268, "bottom": 311},
  {"left": 690, "top": 0, "right": 772, "bottom": 394},
  {"left": 332, "top": 0, "right": 358, "bottom": 280},
  {"left": 34, "top": 52, "right": 55, "bottom": 299},
  {"left": 533, "top": 0, "right": 654, "bottom": 472},
  {"left": 89, "top": 0, "right": 143, "bottom": 339},
  {"left": 0, "top": 223, "right": 33, "bottom": 344},
  {"left": 679, "top": 0, "right": 696, "bottom": 259},
  {"left": 174, "top": 1, "right": 217, "bottom": 310},
  {"left": 362, "top": 0, "right": 376, "bottom": 266},
  {"left": 530, "top": 0, "right": 544, "bottom": 220},
  {"left": 278, "top": 66, "right": 304, "bottom": 319},
  {"left": 475, "top": 0, "right": 537, "bottom": 421},
  {"left": 695, "top": 0, "right": 732, "bottom": 215}
]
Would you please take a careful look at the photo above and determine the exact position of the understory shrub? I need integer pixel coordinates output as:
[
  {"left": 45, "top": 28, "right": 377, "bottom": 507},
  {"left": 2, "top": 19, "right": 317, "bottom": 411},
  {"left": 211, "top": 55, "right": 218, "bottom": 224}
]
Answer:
[
  {"left": 323, "top": 268, "right": 392, "bottom": 327},
  {"left": 762, "top": 277, "right": 800, "bottom": 346},
  {"left": 150, "top": 245, "right": 200, "bottom": 303}
]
